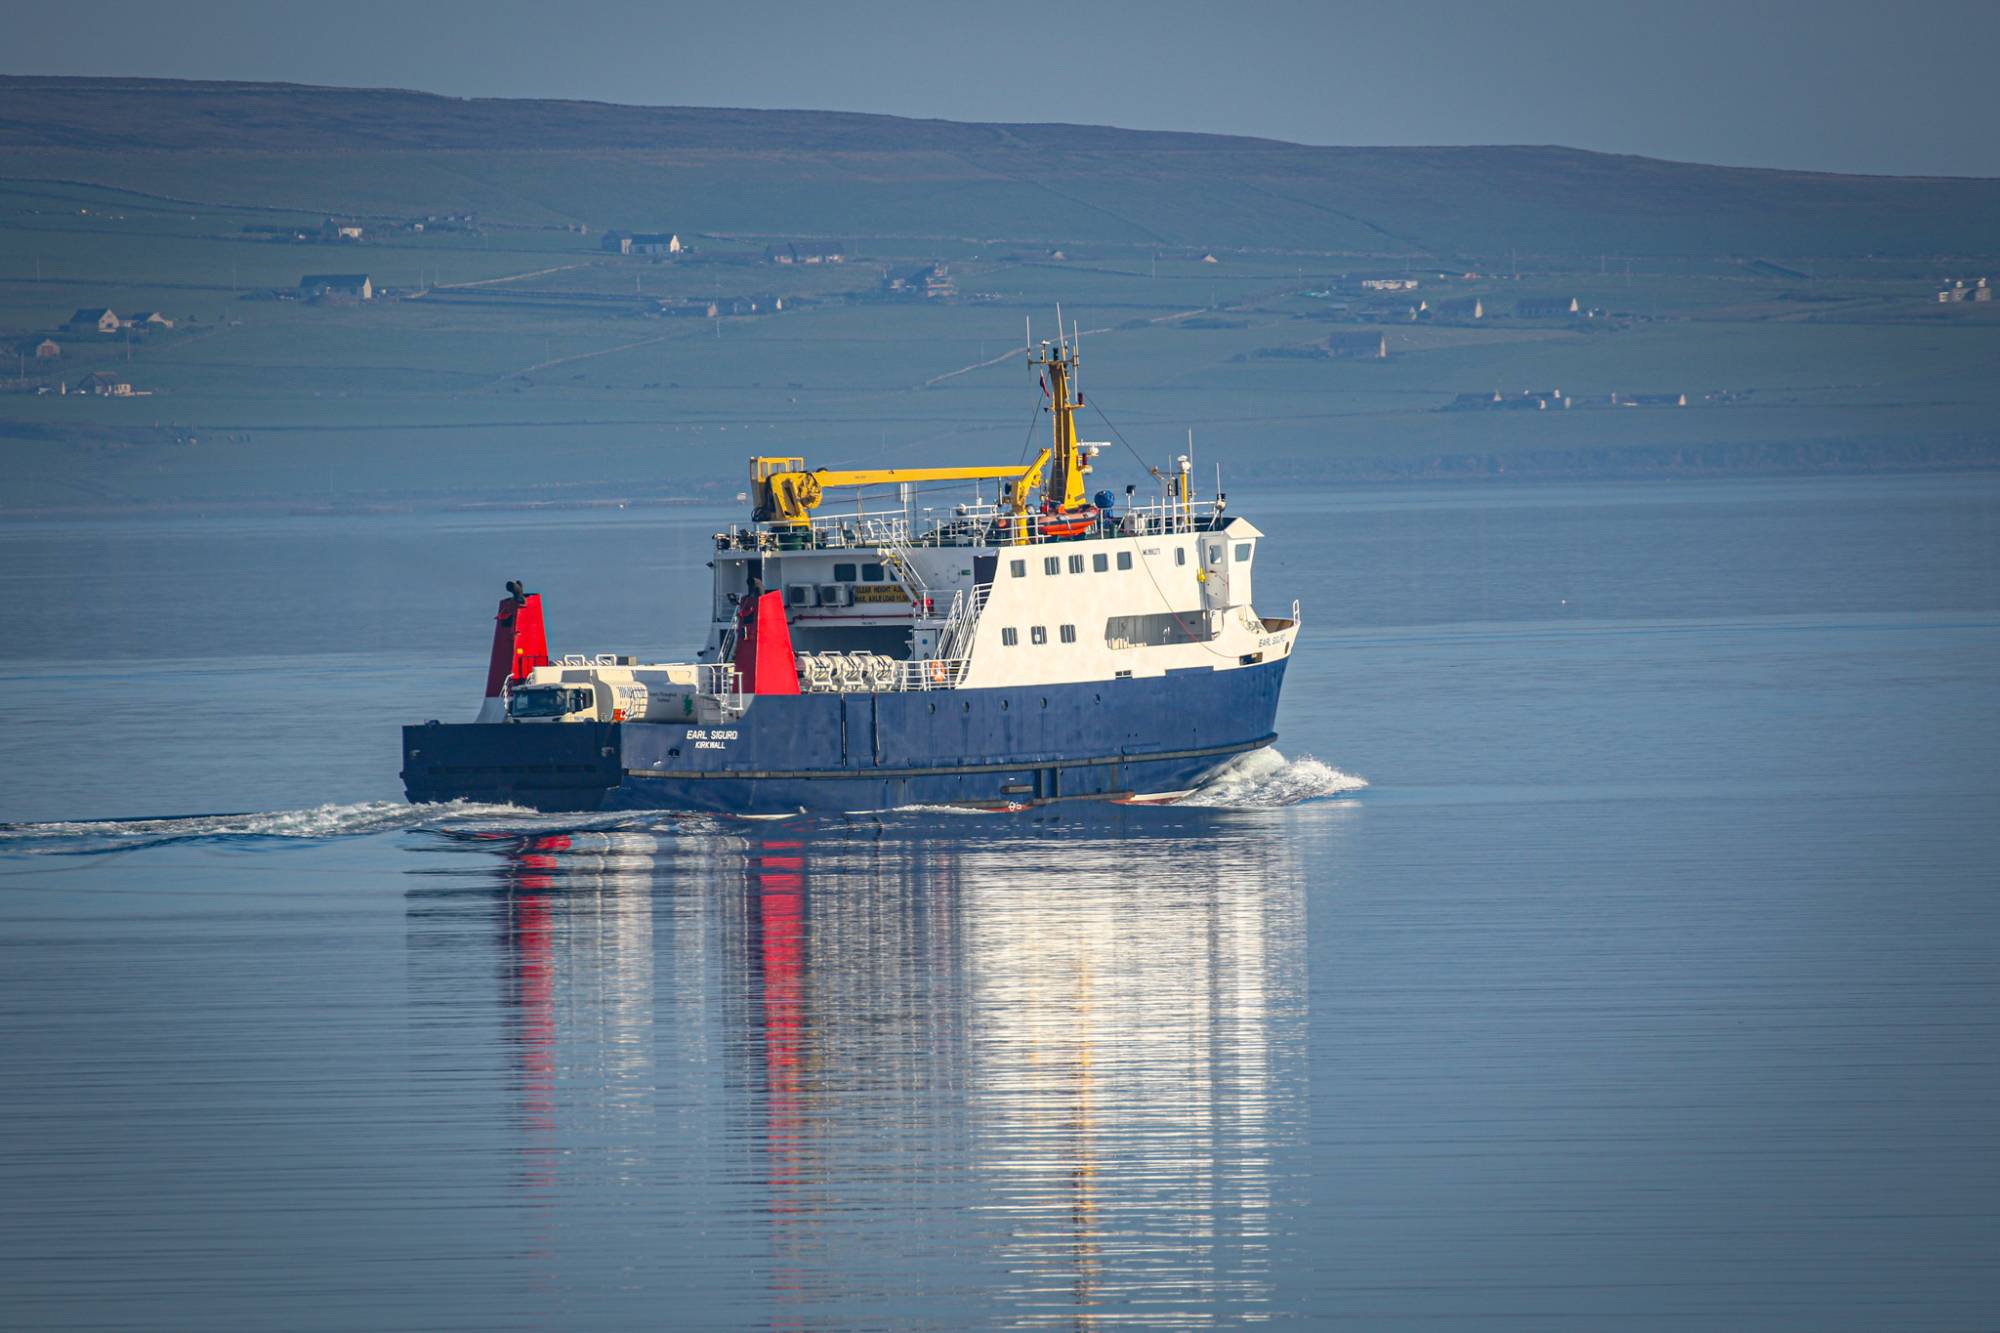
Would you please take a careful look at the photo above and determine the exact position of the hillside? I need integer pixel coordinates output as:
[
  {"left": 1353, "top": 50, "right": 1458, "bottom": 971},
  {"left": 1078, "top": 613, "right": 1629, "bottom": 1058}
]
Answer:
[
  {"left": 1, "top": 77, "right": 1997, "bottom": 513},
  {"left": 3, "top": 76, "right": 1997, "bottom": 258}
]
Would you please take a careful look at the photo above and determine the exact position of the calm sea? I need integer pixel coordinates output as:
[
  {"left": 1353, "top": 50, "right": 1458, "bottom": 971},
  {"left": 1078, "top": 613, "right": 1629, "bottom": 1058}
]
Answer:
[{"left": 2, "top": 474, "right": 1996, "bottom": 1329}]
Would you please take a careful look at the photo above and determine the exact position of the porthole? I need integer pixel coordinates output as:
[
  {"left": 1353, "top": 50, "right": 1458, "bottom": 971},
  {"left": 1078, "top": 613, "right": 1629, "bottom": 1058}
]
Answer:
[{"left": 1040, "top": 697, "right": 1048, "bottom": 709}]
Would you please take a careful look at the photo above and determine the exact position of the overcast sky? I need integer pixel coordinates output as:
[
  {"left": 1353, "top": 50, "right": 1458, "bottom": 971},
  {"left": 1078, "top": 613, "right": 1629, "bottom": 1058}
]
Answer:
[{"left": 7, "top": 0, "right": 1998, "bottom": 177}]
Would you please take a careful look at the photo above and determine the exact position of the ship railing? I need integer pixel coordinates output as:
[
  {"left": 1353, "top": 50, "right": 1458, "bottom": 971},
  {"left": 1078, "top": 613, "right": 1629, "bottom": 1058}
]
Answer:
[
  {"left": 801, "top": 508, "right": 915, "bottom": 549},
  {"left": 714, "top": 492, "right": 1225, "bottom": 553},
  {"left": 897, "top": 657, "right": 968, "bottom": 690},
  {"left": 861, "top": 516, "right": 934, "bottom": 605},
  {"left": 794, "top": 653, "right": 968, "bottom": 692},
  {"left": 937, "top": 583, "right": 990, "bottom": 662},
  {"left": 698, "top": 662, "right": 742, "bottom": 697}
]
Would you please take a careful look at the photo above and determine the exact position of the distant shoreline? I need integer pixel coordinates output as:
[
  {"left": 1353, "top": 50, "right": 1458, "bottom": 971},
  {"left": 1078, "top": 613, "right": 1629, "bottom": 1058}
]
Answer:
[{"left": 7, "top": 445, "right": 1996, "bottom": 521}]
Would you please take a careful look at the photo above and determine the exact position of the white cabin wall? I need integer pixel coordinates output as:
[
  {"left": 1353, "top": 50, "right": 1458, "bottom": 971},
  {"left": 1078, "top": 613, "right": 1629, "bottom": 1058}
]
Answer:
[{"left": 961, "top": 520, "right": 1273, "bottom": 687}]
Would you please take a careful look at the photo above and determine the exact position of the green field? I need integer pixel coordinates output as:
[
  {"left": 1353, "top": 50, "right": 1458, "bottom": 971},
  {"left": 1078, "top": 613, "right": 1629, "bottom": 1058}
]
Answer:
[{"left": 2, "top": 78, "right": 1997, "bottom": 512}]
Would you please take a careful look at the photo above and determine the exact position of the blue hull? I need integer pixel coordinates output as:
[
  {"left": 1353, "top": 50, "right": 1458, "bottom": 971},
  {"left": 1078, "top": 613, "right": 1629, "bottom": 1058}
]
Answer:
[{"left": 402, "top": 659, "right": 1286, "bottom": 814}]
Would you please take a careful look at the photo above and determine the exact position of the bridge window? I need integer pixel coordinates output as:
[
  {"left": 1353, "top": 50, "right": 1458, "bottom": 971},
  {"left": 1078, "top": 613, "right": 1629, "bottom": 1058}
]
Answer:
[
  {"left": 1105, "top": 611, "right": 1215, "bottom": 646},
  {"left": 862, "top": 562, "right": 886, "bottom": 582},
  {"left": 1117, "top": 551, "right": 1132, "bottom": 570},
  {"left": 1010, "top": 559, "right": 1026, "bottom": 578},
  {"left": 1031, "top": 626, "right": 1048, "bottom": 645},
  {"left": 1092, "top": 553, "right": 1108, "bottom": 572},
  {"left": 1059, "top": 624, "right": 1077, "bottom": 643},
  {"left": 1235, "top": 543, "right": 1252, "bottom": 562},
  {"left": 1175, "top": 548, "right": 1187, "bottom": 566},
  {"left": 1067, "top": 554, "right": 1084, "bottom": 574},
  {"left": 1001, "top": 627, "right": 1019, "bottom": 646},
  {"left": 1044, "top": 556, "right": 1060, "bottom": 575},
  {"left": 833, "top": 562, "right": 856, "bottom": 582}
]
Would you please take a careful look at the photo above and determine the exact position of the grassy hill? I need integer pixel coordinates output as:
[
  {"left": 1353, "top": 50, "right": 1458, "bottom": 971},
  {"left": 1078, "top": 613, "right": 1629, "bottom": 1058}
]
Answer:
[
  {"left": 5, "top": 76, "right": 1997, "bottom": 257},
  {"left": 1, "top": 77, "right": 1996, "bottom": 512}
]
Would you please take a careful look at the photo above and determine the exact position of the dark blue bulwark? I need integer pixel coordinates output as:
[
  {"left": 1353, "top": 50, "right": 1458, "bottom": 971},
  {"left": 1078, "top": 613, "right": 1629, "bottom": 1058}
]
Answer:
[
  {"left": 400, "top": 720, "right": 622, "bottom": 810},
  {"left": 403, "top": 659, "right": 1286, "bottom": 814}
]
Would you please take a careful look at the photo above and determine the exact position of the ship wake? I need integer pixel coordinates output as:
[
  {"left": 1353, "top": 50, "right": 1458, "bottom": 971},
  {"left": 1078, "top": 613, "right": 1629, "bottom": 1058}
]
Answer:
[
  {"left": 0, "top": 800, "right": 561, "bottom": 854},
  {"left": 1175, "top": 748, "right": 1368, "bottom": 808}
]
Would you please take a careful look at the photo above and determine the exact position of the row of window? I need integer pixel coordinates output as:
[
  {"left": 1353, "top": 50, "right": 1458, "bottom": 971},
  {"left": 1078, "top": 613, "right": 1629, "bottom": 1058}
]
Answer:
[
  {"left": 824, "top": 543, "right": 1246, "bottom": 588},
  {"left": 1010, "top": 551, "right": 1138, "bottom": 577},
  {"left": 1000, "top": 624, "right": 1081, "bottom": 647},
  {"left": 1005, "top": 543, "right": 1254, "bottom": 578}
]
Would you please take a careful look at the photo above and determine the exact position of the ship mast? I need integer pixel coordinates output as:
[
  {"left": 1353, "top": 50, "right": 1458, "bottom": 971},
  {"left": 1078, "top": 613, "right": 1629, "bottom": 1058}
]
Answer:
[{"left": 1029, "top": 320, "right": 1090, "bottom": 512}]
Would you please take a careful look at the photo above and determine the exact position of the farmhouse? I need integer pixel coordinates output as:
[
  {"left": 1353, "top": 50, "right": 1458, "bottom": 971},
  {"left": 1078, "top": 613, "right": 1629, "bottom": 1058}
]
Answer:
[
  {"left": 66, "top": 308, "right": 121, "bottom": 334},
  {"left": 33, "top": 338, "right": 61, "bottom": 359},
  {"left": 1515, "top": 296, "right": 1581, "bottom": 317},
  {"left": 75, "top": 370, "right": 135, "bottom": 397},
  {"left": 659, "top": 296, "right": 785, "bottom": 318},
  {"left": 764, "top": 240, "right": 845, "bottom": 265},
  {"left": 882, "top": 263, "right": 955, "bottom": 298},
  {"left": 1327, "top": 331, "right": 1388, "bottom": 359},
  {"left": 299, "top": 274, "right": 373, "bottom": 301},
  {"left": 1447, "top": 387, "right": 1570, "bottom": 410},
  {"left": 128, "top": 311, "right": 174, "bottom": 330},
  {"left": 242, "top": 224, "right": 315, "bottom": 242},
  {"left": 1360, "top": 277, "right": 1418, "bottom": 291},
  {"left": 607, "top": 231, "right": 685, "bottom": 256}
]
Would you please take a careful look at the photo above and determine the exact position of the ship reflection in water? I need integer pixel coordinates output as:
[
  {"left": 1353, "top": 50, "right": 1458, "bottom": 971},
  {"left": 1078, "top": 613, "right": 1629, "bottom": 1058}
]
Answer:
[{"left": 405, "top": 808, "right": 1330, "bottom": 1327}]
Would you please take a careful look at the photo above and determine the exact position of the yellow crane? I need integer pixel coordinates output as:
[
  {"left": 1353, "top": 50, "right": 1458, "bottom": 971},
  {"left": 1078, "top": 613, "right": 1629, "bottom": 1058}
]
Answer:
[
  {"left": 749, "top": 452, "right": 1052, "bottom": 541},
  {"left": 749, "top": 335, "right": 1095, "bottom": 544}
]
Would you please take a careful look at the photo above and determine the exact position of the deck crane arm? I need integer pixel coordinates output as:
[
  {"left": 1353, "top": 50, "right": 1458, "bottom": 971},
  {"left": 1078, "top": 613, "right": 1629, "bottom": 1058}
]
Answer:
[{"left": 751, "top": 452, "right": 1053, "bottom": 537}]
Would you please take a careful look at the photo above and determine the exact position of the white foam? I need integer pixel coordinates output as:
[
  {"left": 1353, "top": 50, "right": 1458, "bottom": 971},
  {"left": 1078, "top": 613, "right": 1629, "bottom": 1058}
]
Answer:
[
  {"left": 0, "top": 799, "right": 535, "bottom": 849},
  {"left": 1174, "top": 749, "right": 1368, "bottom": 808}
]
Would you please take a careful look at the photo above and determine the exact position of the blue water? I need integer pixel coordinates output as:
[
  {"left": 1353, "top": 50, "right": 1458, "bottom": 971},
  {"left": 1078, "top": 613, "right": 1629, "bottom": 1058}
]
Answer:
[{"left": 2, "top": 474, "right": 1996, "bottom": 1328}]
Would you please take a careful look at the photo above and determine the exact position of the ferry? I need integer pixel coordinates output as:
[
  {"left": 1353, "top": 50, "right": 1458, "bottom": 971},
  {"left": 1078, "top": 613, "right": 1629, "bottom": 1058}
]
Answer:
[{"left": 401, "top": 327, "right": 1298, "bottom": 813}]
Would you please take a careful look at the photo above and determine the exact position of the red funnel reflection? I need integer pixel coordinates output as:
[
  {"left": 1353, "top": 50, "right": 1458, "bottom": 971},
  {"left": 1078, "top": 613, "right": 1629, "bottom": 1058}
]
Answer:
[
  {"left": 750, "top": 839, "right": 810, "bottom": 1309},
  {"left": 506, "top": 835, "right": 570, "bottom": 1194}
]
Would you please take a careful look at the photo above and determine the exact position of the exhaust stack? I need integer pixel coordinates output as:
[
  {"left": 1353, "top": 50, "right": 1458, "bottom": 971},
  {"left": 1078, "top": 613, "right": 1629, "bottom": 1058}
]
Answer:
[
  {"left": 731, "top": 589, "right": 800, "bottom": 695},
  {"left": 478, "top": 580, "right": 551, "bottom": 722}
]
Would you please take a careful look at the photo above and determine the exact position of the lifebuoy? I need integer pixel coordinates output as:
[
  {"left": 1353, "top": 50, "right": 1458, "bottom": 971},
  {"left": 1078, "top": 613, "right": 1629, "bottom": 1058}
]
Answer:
[{"left": 929, "top": 660, "right": 947, "bottom": 684}]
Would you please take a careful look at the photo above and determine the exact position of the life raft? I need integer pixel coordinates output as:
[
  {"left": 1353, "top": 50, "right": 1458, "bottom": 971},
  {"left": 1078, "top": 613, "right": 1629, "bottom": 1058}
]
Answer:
[{"left": 1038, "top": 504, "right": 1100, "bottom": 539}]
